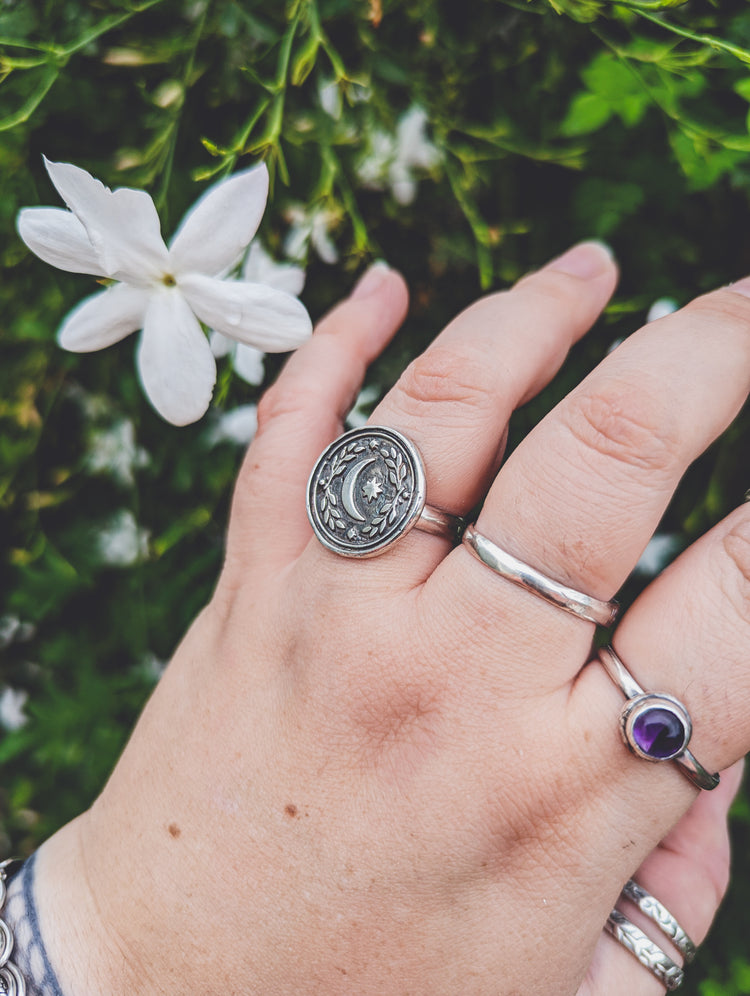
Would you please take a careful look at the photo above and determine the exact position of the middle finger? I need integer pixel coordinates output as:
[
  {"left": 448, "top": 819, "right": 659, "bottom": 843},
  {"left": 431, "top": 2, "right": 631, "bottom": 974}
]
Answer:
[
  {"left": 362, "top": 241, "right": 617, "bottom": 580},
  {"left": 439, "top": 279, "right": 750, "bottom": 681}
]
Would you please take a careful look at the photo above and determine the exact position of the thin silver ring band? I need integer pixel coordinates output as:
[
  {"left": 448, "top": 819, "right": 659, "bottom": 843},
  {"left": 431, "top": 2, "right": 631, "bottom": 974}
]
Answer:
[
  {"left": 597, "top": 646, "right": 719, "bottom": 791},
  {"left": 622, "top": 879, "right": 696, "bottom": 963},
  {"left": 605, "top": 909, "right": 684, "bottom": 991},
  {"left": 461, "top": 525, "right": 619, "bottom": 627},
  {"left": 415, "top": 505, "right": 465, "bottom": 542}
]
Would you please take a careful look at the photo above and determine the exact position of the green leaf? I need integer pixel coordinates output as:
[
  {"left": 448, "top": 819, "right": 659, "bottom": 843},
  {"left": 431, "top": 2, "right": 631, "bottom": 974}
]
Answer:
[
  {"left": 669, "top": 130, "right": 745, "bottom": 190},
  {"left": 560, "top": 91, "right": 612, "bottom": 135},
  {"left": 582, "top": 52, "right": 641, "bottom": 100},
  {"left": 290, "top": 33, "right": 319, "bottom": 86}
]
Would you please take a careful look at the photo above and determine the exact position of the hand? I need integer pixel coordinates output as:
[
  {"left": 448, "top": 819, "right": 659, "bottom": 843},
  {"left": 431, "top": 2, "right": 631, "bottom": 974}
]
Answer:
[{"left": 32, "top": 244, "right": 749, "bottom": 995}]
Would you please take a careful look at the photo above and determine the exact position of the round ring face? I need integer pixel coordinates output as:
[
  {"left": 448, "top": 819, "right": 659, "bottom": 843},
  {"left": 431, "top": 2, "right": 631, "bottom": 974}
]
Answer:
[
  {"left": 621, "top": 693, "right": 692, "bottom": 762},
  {"left": 307, "top": 426, "right": 427, "bottom": 557}
]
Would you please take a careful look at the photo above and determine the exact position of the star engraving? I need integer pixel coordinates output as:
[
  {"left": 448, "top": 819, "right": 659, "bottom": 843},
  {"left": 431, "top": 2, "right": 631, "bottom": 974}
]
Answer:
[{"left": 362, "top": 477, "right": 383, "bottom": 503}]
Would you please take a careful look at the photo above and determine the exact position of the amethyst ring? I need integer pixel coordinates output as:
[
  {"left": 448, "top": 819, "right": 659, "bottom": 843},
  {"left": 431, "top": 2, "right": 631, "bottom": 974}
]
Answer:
[{"left": 597, "top": 646, "right": 719, "bottom": 791}]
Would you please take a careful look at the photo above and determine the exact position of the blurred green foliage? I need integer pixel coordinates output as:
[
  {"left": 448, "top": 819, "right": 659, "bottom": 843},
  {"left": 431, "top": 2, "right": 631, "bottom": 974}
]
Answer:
[{"left": 1, "top": 1, "right": 749, "bottom": 991}]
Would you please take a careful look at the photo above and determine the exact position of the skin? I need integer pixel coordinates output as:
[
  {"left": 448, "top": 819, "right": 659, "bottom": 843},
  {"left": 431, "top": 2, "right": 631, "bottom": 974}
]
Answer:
[{"left": 29, "top": 243, "right": 750, "bottom": 994}]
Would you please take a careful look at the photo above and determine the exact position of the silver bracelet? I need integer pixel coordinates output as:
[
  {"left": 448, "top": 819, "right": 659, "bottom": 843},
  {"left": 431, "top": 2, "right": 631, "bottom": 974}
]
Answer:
[{"left": 0, "top": 860, "right": 26, "bottom": 996}]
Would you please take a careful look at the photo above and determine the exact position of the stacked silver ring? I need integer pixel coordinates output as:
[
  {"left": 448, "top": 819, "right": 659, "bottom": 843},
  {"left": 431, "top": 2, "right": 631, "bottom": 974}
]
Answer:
[
  {"left": 0, "top": 861, "right": 25, "bottom": 996},
  {"left": 606, "top": 879, "right": 695, "bottom": 991}
]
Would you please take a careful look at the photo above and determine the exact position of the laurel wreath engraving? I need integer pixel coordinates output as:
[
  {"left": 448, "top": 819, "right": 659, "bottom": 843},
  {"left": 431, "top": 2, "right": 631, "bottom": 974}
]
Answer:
[
  {"left": 315, "top": 440, "right": 413, "bottom": 541},
  {"left": 317, "top": 441, "right": 366, "bottom": 530},
  {"left": 360, "top": 446, "right": 410, "bottom": 536}
]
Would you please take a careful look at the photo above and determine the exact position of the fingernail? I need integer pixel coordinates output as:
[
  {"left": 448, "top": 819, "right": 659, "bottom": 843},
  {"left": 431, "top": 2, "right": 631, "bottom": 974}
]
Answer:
[
  {"left": 548, "top": 240, "right": 615, "bottom": 279},
  {"left": 350, "top": 261, "right": 391, "bottom": 300}
]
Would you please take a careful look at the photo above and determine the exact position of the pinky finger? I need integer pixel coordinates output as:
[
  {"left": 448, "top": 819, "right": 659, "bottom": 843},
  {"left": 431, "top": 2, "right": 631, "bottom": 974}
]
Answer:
[{"left": 578, "top": 760, "right": 744, "bottom": 996}]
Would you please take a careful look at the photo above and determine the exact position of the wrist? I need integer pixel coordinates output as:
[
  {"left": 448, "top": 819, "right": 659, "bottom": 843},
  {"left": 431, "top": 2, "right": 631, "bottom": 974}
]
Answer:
[
  {"left": 7, "top": 818, "right": 141, "bottom": 996},
  {"left": 4, "top": 853, "right": 63, "bottom": 995}
]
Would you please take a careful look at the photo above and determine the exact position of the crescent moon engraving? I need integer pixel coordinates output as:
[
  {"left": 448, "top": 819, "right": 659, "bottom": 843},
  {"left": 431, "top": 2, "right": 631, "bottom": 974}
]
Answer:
[{"left": 341, "top": 456, "right": 376, "bottom": 522}]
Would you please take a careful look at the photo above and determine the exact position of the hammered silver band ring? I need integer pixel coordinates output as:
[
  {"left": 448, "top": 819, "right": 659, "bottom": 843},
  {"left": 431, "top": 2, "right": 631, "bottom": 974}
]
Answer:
[
  {"left": 461, "top": 525, "right": 620, "bottom": 626},
  {"left": 306, "top": 426, "right": 464, "bottom": 557},
  {"left": 597, "top": 646, "right": 719, "bottom": 791}
]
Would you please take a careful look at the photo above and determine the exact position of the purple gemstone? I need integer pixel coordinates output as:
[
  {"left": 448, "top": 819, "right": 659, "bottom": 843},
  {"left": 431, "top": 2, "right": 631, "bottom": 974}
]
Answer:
[{"left": 632, "top": 707, "right": 686, "bottom": 759}]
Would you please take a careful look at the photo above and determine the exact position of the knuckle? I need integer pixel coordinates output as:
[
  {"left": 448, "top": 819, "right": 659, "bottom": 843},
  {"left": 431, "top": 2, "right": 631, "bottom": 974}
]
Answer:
[
  {"left": 392, "top": 344, "right": 496, "bottom": 420},
  {"left": 560, "top": 379, "right": 680, "bottom": 474},
  {"left": 514, "top": 268, "right": 587, "bottom": 310},
  {"left": 683, "top": 286, "right": 750, "bottom": 333}
]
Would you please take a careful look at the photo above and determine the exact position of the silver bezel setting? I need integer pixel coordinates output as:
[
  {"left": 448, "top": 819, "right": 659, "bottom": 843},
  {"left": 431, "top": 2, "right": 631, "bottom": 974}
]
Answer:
[{"left": 620, "top": 692, "right": 692, "bottom": 763}]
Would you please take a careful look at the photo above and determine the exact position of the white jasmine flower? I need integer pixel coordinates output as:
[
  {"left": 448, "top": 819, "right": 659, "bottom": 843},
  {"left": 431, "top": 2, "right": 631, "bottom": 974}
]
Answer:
[
  {"left": 646, "top": 297, "right": 679, "bottom": 323},
  {"left": 0, "top": 687, "right": 29, "bottom": 731},
  {"left": 0, "top": 616, "right": 35, "bottom": 649},
  {"left": 210, "top": 241, "right": 305, "bottom": 385},
  {"left": 635, "top": 533, "right": 681, "bottom": 576},
  {"left": 17, "top": 158, "right": 312, "bottom": 425},
  {"left": 96, "top": 509, "right": 149, "bottom": 566},
  {"left": 346, "top": 384, "right": 381, "bottom": 429},
  {"left": 357, "top": 106, "right": 440, "bottom": 206},
  {"left": 284, "top": 204, "right": 339, "bottom": 264},
  {"left": 86, "top": 418, "right": 149, "bottom": 485},
  {"left": 205, "top": 404, "right": 259, "bottom": 446},
  {"left": 139, "top": 652, "right": 167, "bottom": 682},
  {"left": 319, "top": 78, "right": 342, "bottom": 120}
]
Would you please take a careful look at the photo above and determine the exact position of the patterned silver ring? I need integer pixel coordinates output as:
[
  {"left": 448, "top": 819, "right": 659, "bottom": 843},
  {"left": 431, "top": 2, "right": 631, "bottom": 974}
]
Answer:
[
  {"left": 605, "top": 909, "right": 684, "bottom": 991},
  {"left": 306, "top": 426, "right": 464, "bottom": 557},
  {"left": 461, "top": 525, "right": 619, "bottom": 626},
  {"left": 597, "top": 646, "right": 719, "bottom": 791},
  {"left": 0, "top": 921, "right": 11, "bottom": 971},
  {"left": 0, "top": 962, "right": 25, "bottom": 996},
  {"left": 622, "top": 879, "right": 696, "bottom": 963}
]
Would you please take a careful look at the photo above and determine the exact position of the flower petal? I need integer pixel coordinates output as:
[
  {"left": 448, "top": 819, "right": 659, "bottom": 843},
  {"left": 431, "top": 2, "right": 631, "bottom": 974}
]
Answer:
[
  {"left": 205, "top": 404, "right": 258, "bottom": 447},
  {"left": 209, "top": 329, "right": 234, "bottom": 358},
  {"left": 241, "top": 241, "right": 306, "bottom": 296},
  {"left": 168, "top": 163, "right": 269, "bottom": 277},
  {"left": 16, "top": 207, "right": 108, "bottom": 276},
  {"left": 233, "top": 343, "right": 265, "bottom": 385},
  {"left": 310, "top": 215, "right": 339, "bottom": 264},
  {"left": 58, "top": 284, "right": 149, "bottom": 352},
  {"left": 44, "top": 158, "right": 169, "bottom": 284},
  {"left": 136, "top": 288, "right": 216, "bottom": 425},
  {"left": 179, "top": 273, "right": 312, "bottom": 352}
]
